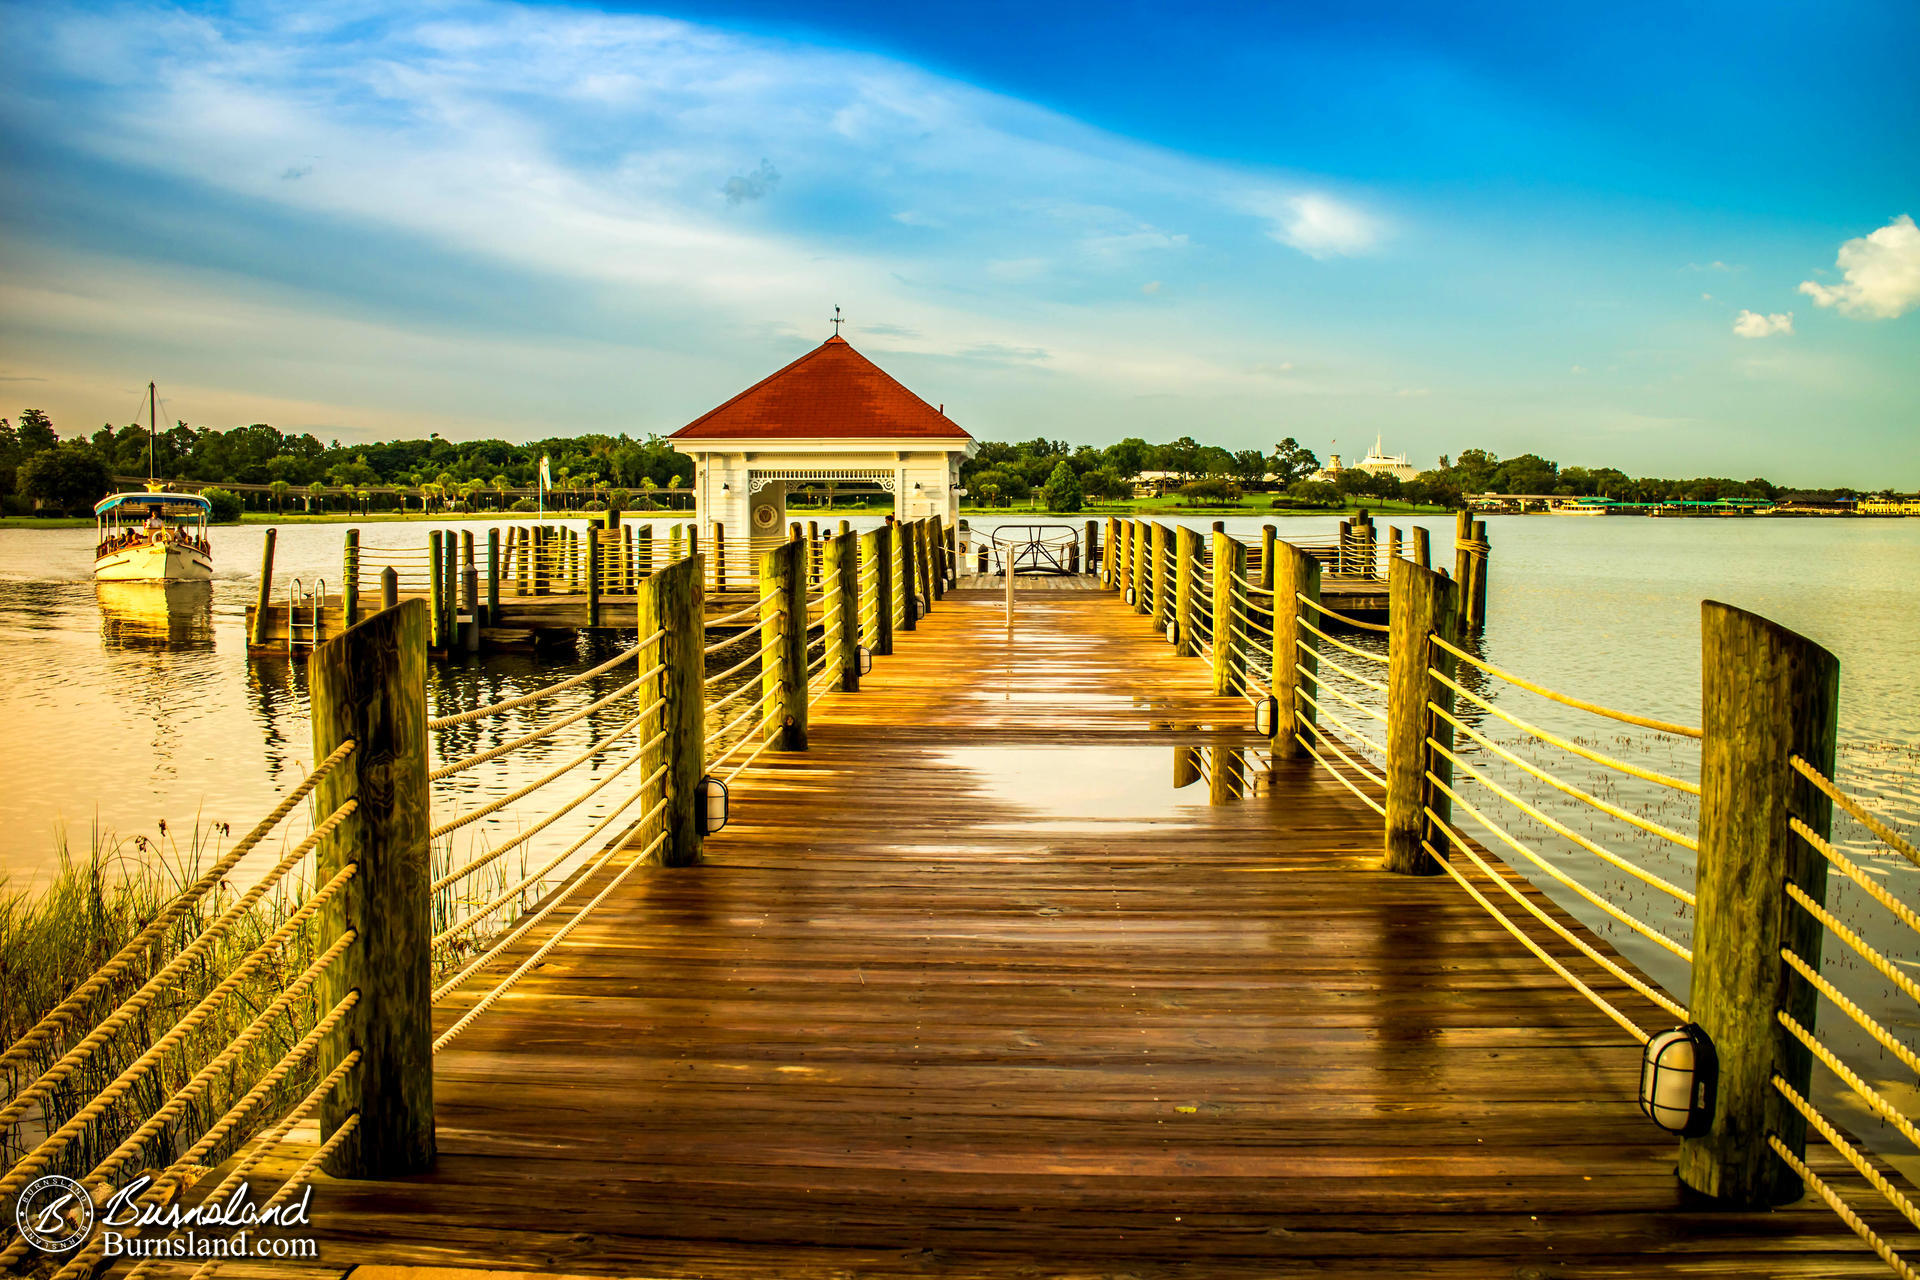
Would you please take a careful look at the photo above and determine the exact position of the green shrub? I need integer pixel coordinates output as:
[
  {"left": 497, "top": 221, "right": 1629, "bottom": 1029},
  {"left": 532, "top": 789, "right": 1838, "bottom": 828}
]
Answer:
[{"left": 200, "top": 487, "right": 244, "bottom": 523}]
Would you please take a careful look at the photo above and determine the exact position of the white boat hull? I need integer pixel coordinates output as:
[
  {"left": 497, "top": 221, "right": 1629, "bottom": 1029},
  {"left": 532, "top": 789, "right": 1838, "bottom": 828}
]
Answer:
[{"left": 95, "top": 541, "right": 213, "bottom": 582}]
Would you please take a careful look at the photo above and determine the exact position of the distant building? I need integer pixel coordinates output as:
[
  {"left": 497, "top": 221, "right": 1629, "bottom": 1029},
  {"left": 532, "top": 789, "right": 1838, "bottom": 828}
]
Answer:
[
  {"left": 1307, "top": 453, "right": 1345, "bottom": 484},
  {"left": 1355, "top": 436, "right": 1419, "bottom": 483},
  {"left": 1860, "top": 496, "right": 1920, "bottom": 516}
]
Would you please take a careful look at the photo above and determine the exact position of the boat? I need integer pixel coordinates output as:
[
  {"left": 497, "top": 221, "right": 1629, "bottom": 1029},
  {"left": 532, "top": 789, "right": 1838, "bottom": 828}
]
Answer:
[
  {"left": 94, "top": 490, "right": 214, "bottom": 581},
  {"left": 92, "top": 382, "right": 214, "bottom": 582}
]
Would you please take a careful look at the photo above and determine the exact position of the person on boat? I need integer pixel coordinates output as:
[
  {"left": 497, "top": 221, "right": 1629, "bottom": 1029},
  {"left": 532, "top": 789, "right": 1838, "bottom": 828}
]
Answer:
[{"left": 144, "top": 509, "right": 164, "bottom": 536}]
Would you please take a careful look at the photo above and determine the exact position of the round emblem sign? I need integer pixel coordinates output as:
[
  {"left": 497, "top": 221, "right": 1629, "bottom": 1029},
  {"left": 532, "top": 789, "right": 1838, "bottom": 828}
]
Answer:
[{"left": 13, "top": 1174, "right": 95, "bottom": 1254}]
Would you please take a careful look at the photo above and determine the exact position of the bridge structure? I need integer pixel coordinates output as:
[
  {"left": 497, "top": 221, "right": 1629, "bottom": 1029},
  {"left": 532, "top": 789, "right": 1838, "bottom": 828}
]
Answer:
[{"left": 5, "top": 516, "right": 1916, "bottom": 1278}]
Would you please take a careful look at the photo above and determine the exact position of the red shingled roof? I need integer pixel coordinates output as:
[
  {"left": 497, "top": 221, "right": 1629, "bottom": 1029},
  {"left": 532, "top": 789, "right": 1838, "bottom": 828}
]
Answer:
[{"left": 671, "top": 336, "right": 971, "bottom": 442}]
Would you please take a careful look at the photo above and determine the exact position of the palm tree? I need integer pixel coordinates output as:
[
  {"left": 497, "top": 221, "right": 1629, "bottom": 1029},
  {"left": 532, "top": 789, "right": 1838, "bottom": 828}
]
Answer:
[
  {"left": 823, "top": 480, "right": 838, "bottom": 511},
  {"left": 357, "top": 488, "right": 372, "bottom": 516},
  {"left": 491, "top": 474, "right": 511, "bottom": 509},
  {"left": 306, "top": 482, "right": 325, "bottom": 513},
  {"left": 268, "top": 479, "right": 291, "bottom": 513},
  {"left": 421, "top": 482, "right": 444, "bottom": 513},
  {"left": 636, "top": 477, "right": 657, "bottom": 511}
]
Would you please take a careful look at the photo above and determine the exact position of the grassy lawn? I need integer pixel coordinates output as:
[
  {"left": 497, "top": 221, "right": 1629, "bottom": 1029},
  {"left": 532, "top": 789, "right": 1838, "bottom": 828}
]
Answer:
[{"left": 959, "top": 495, "right": 1450, "bottom": 518}]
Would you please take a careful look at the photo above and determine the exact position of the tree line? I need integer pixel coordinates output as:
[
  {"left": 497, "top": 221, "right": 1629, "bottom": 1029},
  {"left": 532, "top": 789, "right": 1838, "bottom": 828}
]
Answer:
[
  {"left": 0, "top": 410, "right": 694, "bottom": 516},
  {"left": 0, "top": 408, "right": 1875, "bottom": 519}
]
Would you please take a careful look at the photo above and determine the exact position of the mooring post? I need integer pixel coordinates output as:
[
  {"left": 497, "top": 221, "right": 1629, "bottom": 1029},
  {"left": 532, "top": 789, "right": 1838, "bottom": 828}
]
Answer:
[
  {"left": 1173, "top": 525, "right": 1201, "bottom": 655},
  {"left": 710, "top": 520, "right": 726, "bottom": 593},
  {"left": 1259, "top": 524, "right": 1277, "bottom": 592},
  {"left": 634, "top": 522, "right": 653, "bottom": 584},
  {"left": 1679, "top": 603, "right": 1840, "bottom": 1207},
  {"left": 1453, "top": 509, "right": 1472, "bottom": 597},
  {"left": 1117, "top": 518, "right": 1133, "bottom": 594},
  {"left": 485, "top": 529, "right": 500, "bottom": 626},
  {"left": 1412, "top": 525, "right": 1431, "bottom": 569},
  {"left": 859, "top": 527, "right": 887, "bottom": 657},
  {"left": 1102, "top": 517, "right": 1117, "bottom": 587},
  {"left": 444, "top": 530, "right": 460, "bottom": 642},
  {"left": 1211, "top": 528, "right": 1242, "bottom": 694},
  {"left": 585, "top": 525, "right": 602, "bottom": 628},
  {"left": 460, "top": 528, "right": 474, "bottom": 578},
  {"left": 251, "top": 528, "right": 278, "bottom": 648},
  {"left": 1387, "top": 526, "right": 1402, "bottom": 568},
  {"left": 343, "top": 528, "right": 360, "bottom": 626},
  {"left": 643, "top": 554, "right": 704, "bottom": 867},
  {"left": 308, "top": 597, "right": 435, "bottom": 1177},
  {"left": 1271, "top": 540, "right": 1321, "bottom": 762},
  {"left": 461, "top": 567, "right": 480, "bottom": 653},
  {"left": 929, "top": 515, "right": 947, "bottom": 600},
  {"left": 760, "top": 541, "right": 808, "bottom": 751},
  {"left": 427, "top": 530, "right": 445, "bottom": 650},
  {"left": 896, "top": 518, "right": 917, "bottom": 632},
  {"left": 1146, "top": 522, "right": 1166, "bottom": 625},
  {"left": 1468, "top": 518, "right": 1490, "bottom": 633},
  {"left": 826, "top": 529, "right": 859, "bottom": 691},
  {"left": 380, "top": 567, "right": 398, "bottom": 611},
  {"left": 873, "top": 525, "right": 894, "bottom": 656},
  {"left": 1383, "top": 559, "right": 1459, "bottom": 874},
  {"left": 1132, "top": 520, "right": 1151, "bottom": 615},
  {"left": 1336, "top": 519, "right": 1352, "bottom": 578}
]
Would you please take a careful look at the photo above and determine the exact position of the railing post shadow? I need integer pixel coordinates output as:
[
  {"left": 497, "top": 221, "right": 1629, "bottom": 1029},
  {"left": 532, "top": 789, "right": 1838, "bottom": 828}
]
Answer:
[
  {"left": 1383, "top": 559, "right": 1458, "bottom": 875},
  {"left": 1271, "top": 541, "right": 1320, "bottom": 762},
  {"left": 308, "top": 597, "right": 435, "bottom": 1177},
  {"left": 760, "top": 540, "right": 808, "bottom": 750},
  {"left": 1679, "top": 602, "right": 1839, "bottom": 1207}
]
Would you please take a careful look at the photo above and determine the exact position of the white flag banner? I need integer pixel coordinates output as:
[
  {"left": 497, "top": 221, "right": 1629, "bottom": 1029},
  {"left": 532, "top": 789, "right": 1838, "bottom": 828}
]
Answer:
[{"left": 538, "top": 455, "right": 552, "bottom": 491}]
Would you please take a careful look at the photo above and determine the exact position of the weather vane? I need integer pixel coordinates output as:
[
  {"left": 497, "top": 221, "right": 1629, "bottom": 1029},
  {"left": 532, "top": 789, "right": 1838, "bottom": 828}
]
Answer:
[{"left": 831, "top": 305, "right": 845, "bottom": 336}]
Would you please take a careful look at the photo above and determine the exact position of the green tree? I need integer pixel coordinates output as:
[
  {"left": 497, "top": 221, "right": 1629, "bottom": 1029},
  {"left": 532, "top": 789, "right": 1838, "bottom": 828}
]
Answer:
[
  {"left": 491, "top": 474, "right": 511, "bottom": 508},
  {"left": 15, "top": 409, "right": 57, "bottom": 455},
  {"left": 200, "top": 486, "right": 244, "bottom": 523},
  {"left": 306, "top": 481, "right": 326, "bottom": 512},
  {"left": 1178, "top": 476, "right": 1242, "bottom": 506},
  {"left": 1269, "top": 437, "right": 1320, "bottom": 486},
  {"left": 1042, "top": 461, "right": 1084, "bottom": 513},
  {"left": 268, "top": 479, "right": 291, "bottom": 512},
  {"left": 19, "top": 442, "right": 110, "bottom": 514}
]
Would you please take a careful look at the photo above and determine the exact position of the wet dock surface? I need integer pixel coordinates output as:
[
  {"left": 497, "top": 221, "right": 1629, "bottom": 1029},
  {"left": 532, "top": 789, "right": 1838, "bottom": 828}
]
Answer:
[{"left": 295, "top": 591, "right": 1890, "bottom": 1277}]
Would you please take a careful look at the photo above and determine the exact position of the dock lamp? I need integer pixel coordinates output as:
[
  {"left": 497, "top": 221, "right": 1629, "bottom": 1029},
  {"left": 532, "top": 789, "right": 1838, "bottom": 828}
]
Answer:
[
  {"left": 1165, "top": 620, "right": 1179, "bottom": 645},
  {"left": 1124, "top": 587, "right": 1136, "bottom": 605},
  {"left": 1639, "top": 1023, "right": 1716, "bottom": 1135},
  {"left": 1254, "top": 695, "right": 1278, "bottom": 738},
  {"left": 856, "top": 644, "right": 874, "bottom": 676},
  {"left": 697, "top": 775, "right": 730, "bottom": 836}
]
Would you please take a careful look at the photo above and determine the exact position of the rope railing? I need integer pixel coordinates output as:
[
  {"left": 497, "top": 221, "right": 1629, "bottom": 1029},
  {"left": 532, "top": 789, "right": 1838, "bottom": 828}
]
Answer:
[
  {"left": 430, "top": 631, "right": 663, "bottom": 729},
  {"left": 1297, "top": 591, "right": 1388, "bottom": 633},
  {"left": 1430, "top": 634, "right": 1702, "bottom": 738}
]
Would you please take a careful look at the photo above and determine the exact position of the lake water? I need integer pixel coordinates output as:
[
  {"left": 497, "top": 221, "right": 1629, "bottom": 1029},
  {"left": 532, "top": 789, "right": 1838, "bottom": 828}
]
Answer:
[{"left": 1, "top": 509, "right": 1916, "bottom": 1152}]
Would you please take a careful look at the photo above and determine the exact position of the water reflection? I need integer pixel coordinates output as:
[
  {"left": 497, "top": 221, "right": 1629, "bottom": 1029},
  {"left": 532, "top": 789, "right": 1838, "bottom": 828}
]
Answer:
[{"left": 97, "top": 581, "right": 215, "bottom": 652}]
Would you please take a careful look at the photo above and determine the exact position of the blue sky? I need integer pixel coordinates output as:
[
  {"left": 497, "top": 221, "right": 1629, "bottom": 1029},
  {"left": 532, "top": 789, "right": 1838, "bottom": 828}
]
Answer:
[{"left": 0, "top": 0, "right": 1914, "bottom": 484}]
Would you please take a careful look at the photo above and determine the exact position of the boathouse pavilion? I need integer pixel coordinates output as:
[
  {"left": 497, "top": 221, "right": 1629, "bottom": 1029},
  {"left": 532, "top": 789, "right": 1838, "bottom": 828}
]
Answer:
[{"left": 668, "top": 335, "right": 976, "bottom": 553}]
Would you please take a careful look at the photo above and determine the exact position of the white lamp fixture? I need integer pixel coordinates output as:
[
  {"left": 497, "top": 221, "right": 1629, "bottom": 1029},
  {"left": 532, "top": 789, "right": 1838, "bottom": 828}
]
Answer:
[
  {"left": 1124, "top": 587, "right": 1135, "bottom": 605},
  {"left": 1165, "top": 620, "right": 1179, "bottom": 645},
  {"left": 1254, "top": 695, "right": 1278, "bottom": 737},
  {"left": 697, "top": 775, "right": 730, "bottom": 836},
  {"left": 857, "top": 644, "right": 874, "bottom": 676},
  {"left": 1639, "top": 1023, "right": 1717, "bottom": 1135}
]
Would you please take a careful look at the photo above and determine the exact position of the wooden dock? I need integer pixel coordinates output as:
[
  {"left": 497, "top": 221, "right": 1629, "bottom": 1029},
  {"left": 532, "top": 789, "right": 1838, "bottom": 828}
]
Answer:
[{"left": 275, "top": 590, "right": 1889, "bottom": 1277}]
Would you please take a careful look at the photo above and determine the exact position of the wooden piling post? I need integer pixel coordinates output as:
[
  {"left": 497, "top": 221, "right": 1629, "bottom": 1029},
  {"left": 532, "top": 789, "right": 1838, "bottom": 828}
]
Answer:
[
  {"left": 634, "top": 523, "right": 653, "bottom": 583},
  {"left": 309, "top": 598, "right": 435, "bottom": 1177},
  {"left": 760, "top": 541, "right": 807, "bottom": 751},
  {"left": 380, "top": 567, "right": 398, "bottom": 611},
  {"left": 1132, "top": 520, "right": 1150, "bottom": 615},
  {"left": 251, "top": 528, "right": 278, "bottom": 648},
  {"left": 1453, "top": 509, "right": 1472, "bottom": 596},
  {"left": 1412, "top": 525, "right": 1430, "bottom": 569},
  {"left": 443, "top": 530, "right": 459, "bottom": 641},
  {"left": 1260, "top": 525, "right": 1277, "bottom": 591},
  {"left": 1146, "top": 522, "right": 1166, "bottom": 625},
  {"left": 1211, "top": 529, "right": 1243, "bottom": 694},
  {"left": 427, "top": 530, "right": 445, "bottom": 651},
  {"left": 1678, "top": 603, "right": 1840, "bottom": 1207},
  {"left": 645, "top": 554, "right": 704, "bottom": 867},
  {"left": 710, "top": 521, "right": 726, "bottom": 593},
  {"left": 1103, "top": 517, "right": 1119, "bottom": 587},
  {"left": 343, "top": 528, "right": 360, "bottom": 626},
  {"left": 1383, "top": 559, "right": 1459, "bottom": 875},
  {"left": 461, "top": 568, "right": 480, "bottom": 653},
  {"left": 826, "top": 530, "right": 858, "bottom": 691},
  {"left": 1270, "top": 541, "right": 1321, "bottom": 762},
  {"left": 1336, "top": 519, "right": 1351, "bottom": 578},
  {"left": 485, "top": 529, "right": 499, "bottom": 625},
  {"left": 1468, "top": 518, "right": 1490, "bottom": 632},
  {"left": 873, "top": 525, "right": 894, "bottom": 655},
  {"left": 897, "top": 519, "right": 917, "bottom": 632},
  {"left": 860, "top": 527, "right": 890, "bottom": 657},
  {"left": 1173, "top": 525, "right": 1201, "bottom": 655},
  {"left": 1387, "top": 526, "right": 1402, "bottom": 567},
  {"left": 807, "top": 521, "right": 820, "bottom": 587},
  {"left": 929, "top": 515, "right": 947, "bottom": 600},
  {"left": 586, "top": 525, "right": 601, "bottom": 628}
]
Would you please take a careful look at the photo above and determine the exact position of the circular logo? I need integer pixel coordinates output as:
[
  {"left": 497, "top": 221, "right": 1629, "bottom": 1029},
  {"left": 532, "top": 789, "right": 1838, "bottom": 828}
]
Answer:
[
  {"left": 13, "top": 1174, "right": 94, "bottom": 1254},
  {"left": 751, "top": 504, "right": 780, "bottom": 530}
]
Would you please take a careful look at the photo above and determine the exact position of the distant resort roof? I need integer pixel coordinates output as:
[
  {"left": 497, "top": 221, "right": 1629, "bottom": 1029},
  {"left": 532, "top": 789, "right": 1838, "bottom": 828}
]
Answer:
[{"left": 670, "top": 336, "right": 972, "bottom": 443}]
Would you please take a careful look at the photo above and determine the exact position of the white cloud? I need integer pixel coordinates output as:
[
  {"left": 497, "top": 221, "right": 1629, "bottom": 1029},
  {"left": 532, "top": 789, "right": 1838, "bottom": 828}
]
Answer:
[
  {"left": 1732, "top": 309, "right": 1793, "bottom": 338},
  {"left": 721, "top": 158, "right": 779, "bottom": 204},
  {"left": 1141, "top": 280, "right": 1161, "bottom": 295},
  {"left": 1247, "top": 192, "right": 1384, "bottom": 259},
  {"left": 1798, "top": 215, "right": 1920, "bottom": 319}
]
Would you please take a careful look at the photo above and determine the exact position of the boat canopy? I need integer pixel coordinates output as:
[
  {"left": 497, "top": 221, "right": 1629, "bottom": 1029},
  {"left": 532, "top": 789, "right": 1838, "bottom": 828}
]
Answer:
[{"left": 94, "top": 492, "right": 213, "bottom": 517}]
